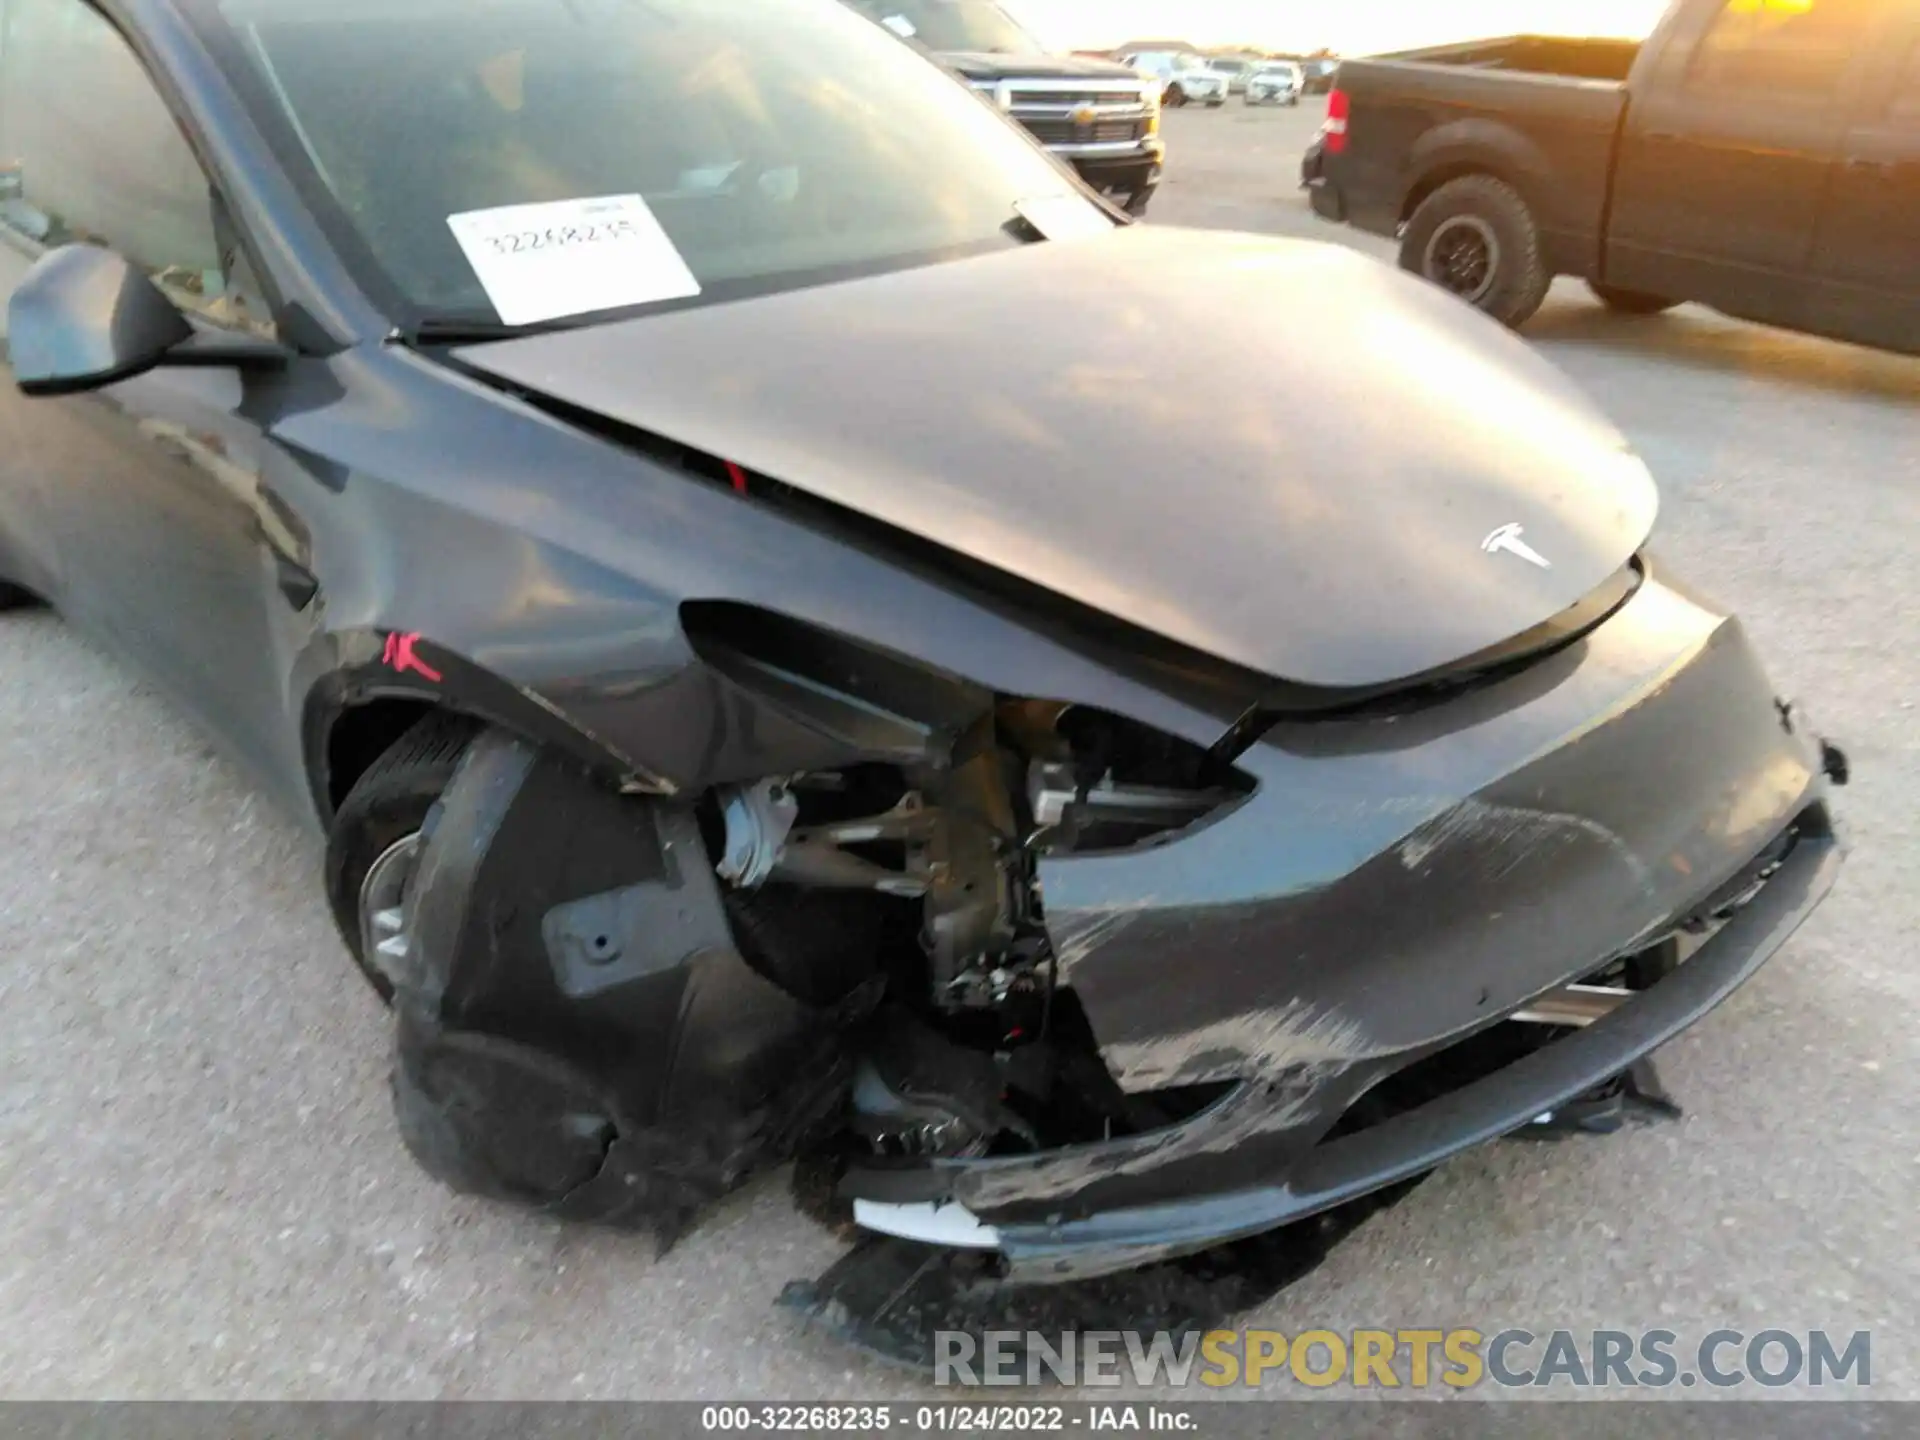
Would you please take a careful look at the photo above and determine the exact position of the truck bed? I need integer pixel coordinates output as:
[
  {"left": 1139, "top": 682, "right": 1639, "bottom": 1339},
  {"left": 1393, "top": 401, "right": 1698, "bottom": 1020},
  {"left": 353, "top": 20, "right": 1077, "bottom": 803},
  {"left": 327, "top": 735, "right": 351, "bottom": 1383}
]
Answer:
[
  {"left": 1379, "top": 34, "right": 1642, "bottom": 82},
  {"left": 1319, "top": 39, "right": 1636, "bottom": 273}
]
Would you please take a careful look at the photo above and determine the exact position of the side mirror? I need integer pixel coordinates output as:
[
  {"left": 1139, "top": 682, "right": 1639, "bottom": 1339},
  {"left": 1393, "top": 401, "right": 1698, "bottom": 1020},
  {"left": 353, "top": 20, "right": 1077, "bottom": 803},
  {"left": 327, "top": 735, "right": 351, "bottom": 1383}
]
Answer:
[{"left": 8, "top": 243, "right": 285, "bottom": 397}]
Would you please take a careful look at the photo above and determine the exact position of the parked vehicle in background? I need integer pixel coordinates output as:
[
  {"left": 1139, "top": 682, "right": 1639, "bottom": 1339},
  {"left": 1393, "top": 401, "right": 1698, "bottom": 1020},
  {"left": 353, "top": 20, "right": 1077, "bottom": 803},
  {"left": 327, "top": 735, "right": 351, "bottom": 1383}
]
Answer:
[
  {"left": 1246, "top": 61, "right": 1304, "bottom": 106},
  {"left": 1300, "top": 0, "right": 1919, "bottom": 354},
  {"left": 848, "top": 0, "right": 1164, "bottom": 214},
  {"left": 1207, "top": 56, "right": 1254, "bottom": 95},
  {"left": 1301, "top": 57, "right": 1340, "bottom": 94},
  {"left": 1124, "top": 49, "right": 1230, "bottom": 107}
]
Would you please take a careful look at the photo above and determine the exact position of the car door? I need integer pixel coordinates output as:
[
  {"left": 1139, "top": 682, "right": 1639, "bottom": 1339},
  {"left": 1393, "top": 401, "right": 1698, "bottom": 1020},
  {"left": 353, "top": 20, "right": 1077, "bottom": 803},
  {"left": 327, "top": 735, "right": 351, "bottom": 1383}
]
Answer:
[
  {"left": 1805, "top": 13, "right": 1920, "bottom": 352},
  {"left": 0, "top": 0, "right": 298, "bottom": 788},
  {"left": 1605, "top": 0, "right": 1883, "bottom": 327}
]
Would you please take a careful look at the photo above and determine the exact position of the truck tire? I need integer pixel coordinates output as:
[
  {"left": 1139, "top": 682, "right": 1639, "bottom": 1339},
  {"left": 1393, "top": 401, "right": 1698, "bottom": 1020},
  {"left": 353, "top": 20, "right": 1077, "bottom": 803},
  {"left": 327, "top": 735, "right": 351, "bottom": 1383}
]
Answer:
[
  {"left": 1588, "top": 281, "right": 1681, "bottom": 315},
  {"left": 1166, "top": 83, "right": 1188, "bottom": 107},
  {"left": 1400, "top": 175, "right": 1551, "bottom": 330}
]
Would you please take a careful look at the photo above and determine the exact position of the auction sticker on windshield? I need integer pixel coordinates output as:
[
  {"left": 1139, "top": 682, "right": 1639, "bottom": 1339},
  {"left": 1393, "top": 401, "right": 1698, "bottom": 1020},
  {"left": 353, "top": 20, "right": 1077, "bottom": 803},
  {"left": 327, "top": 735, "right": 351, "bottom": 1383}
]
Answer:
[{"left": 447, "top": 194, "right": 701, "bottom": 326}]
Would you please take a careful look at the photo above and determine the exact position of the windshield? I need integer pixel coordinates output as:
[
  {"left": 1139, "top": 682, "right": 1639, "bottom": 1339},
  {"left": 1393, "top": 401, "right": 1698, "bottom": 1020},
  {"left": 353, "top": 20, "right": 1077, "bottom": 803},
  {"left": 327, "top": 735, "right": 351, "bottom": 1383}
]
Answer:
[
  {"left": 846, "top": 0, "right": 1040, "bottom": 54},
  {"left": 1210, "top": 60, "right": 1247, "bottom": 75},
  {"left": 193, "top": 0, "right": 1106, "bottom": 329}
]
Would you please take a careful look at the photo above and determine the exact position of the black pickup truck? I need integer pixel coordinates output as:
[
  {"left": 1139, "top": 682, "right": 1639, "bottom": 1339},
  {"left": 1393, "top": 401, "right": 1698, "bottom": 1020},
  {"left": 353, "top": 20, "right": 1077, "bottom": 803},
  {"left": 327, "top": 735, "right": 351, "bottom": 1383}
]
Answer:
[{"left": 1302, "top": 0, "right": 1918, "bottom": 354}]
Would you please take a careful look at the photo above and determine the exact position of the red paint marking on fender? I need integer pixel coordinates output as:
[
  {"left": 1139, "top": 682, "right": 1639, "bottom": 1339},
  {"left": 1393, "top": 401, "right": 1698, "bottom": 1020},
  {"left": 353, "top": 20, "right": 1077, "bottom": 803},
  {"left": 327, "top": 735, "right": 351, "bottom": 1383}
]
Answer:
[{"left": 382, "top": 632, "right": 444, "bottom": 683}]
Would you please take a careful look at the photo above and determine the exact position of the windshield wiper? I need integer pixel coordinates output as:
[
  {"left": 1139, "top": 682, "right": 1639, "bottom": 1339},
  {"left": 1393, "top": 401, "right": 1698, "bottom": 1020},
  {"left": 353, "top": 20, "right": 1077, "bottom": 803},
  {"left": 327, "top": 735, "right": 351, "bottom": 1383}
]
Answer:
[{"left": 403, "top": 315, "right": 587, "bottom": 346}]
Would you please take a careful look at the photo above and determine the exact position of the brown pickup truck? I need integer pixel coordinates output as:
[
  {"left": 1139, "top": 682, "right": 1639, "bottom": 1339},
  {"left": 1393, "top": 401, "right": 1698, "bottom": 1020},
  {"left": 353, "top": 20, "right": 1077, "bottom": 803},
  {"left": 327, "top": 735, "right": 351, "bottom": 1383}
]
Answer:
[{"left": 1301, "top": 0, "right": 1919, "bottom": 354}]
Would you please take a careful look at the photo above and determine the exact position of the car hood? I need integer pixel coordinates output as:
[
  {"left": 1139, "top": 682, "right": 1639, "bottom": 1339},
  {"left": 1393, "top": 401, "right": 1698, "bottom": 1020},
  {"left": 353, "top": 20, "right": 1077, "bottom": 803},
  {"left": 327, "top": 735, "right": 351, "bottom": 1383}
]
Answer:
[
  {"left": 940, "top": 52, "right": 1142, "bottom": 81},
  {"left": 453, "top": 227, "right": 1656, "bottom": 689}
]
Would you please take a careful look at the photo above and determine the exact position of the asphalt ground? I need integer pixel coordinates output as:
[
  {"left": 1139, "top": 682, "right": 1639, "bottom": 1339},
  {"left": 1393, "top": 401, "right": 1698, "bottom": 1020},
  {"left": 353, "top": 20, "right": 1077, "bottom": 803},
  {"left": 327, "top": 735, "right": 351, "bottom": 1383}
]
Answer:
[{"left": 0, "top": 102, "right": 1915, "bottom": 1401}]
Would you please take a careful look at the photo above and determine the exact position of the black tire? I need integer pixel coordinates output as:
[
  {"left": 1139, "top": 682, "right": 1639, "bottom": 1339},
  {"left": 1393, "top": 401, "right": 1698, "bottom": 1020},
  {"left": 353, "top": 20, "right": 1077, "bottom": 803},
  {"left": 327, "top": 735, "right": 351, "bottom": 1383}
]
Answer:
[
  {"left": 1400, "top": 174, "right": 1551, "bottom": 329},
  {"left": 1166, "top": 83, "right": 1188, "bottom": 108},
  {"left": 324, "top": 712, "right": 478, "bottom": 1003},
  {"left": 1588, "top": 280, "right": 1681, "bottom": 315},
  {"left": 1206, "top": 98, "right": 1224, "bottom": 108}
]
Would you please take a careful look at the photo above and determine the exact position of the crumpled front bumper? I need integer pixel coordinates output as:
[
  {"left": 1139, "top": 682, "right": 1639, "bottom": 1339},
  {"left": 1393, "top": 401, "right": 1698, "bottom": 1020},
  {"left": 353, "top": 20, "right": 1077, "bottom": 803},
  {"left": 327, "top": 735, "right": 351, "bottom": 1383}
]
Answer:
[{"left": 841, "top": 566, "right": 1846, "bottom": 1281}]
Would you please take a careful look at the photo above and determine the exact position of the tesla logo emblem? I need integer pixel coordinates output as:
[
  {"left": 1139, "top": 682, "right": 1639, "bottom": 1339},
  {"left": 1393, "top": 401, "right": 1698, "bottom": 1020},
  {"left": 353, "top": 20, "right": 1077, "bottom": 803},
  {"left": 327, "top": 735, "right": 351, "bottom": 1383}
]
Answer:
[
  {"left": 382, "top": 631, "right": 443, "bottom": 682},
  {"left": 1481, "top": 523, "right": 1551, "bottom": 569}
]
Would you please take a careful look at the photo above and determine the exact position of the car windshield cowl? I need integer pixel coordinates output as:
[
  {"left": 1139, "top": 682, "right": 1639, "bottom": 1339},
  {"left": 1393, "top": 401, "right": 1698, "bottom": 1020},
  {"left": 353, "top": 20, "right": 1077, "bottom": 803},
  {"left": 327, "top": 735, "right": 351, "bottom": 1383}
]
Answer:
[
  {"left": 187, "top": 0, "right": 1102, "bottom": 329},
  {"left": 395, "top": 209, "right": 1070, "bottom": 342}
]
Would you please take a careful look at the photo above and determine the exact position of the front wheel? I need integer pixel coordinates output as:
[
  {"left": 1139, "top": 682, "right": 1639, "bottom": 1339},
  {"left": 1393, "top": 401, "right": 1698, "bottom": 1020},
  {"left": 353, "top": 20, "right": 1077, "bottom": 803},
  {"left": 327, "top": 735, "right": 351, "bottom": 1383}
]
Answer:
[
  {"left": 1399, "top": 174, "right": 1550, "bottom": 329},
  {"left": 324, "top": 712, "right": 478, "bottom": 1003},
  {"left": 1588, "top": 281, "right": 1681, "bottom": 315},
  {"left": 1166, "top": 84, "right": 1188, "bottom": 108}
]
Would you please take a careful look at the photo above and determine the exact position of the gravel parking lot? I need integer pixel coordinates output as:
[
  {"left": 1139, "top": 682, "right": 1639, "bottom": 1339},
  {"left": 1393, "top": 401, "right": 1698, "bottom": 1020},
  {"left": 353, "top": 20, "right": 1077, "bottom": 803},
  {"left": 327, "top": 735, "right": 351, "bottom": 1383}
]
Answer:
[{"left": 1, "top": 104, "right": 1915, "bottom": 1402}]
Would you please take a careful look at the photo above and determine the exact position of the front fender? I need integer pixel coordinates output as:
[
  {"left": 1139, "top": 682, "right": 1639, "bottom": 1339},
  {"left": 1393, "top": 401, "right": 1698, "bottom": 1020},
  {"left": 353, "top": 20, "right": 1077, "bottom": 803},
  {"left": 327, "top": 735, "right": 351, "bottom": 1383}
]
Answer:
[
  {"left": 296, "top": 602, "right": 998, "bottom": 824},
  {"left": 296, "top": 627, "right": 652, "bottom": 823}
]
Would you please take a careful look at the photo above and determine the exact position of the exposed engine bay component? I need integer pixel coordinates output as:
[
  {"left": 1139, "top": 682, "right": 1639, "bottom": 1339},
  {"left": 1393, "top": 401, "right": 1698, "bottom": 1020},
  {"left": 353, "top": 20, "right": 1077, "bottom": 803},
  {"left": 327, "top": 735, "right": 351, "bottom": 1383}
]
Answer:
[
  {"left": 1022, "top": 704, "right": 1255, "bottom": 853},
  {"left": 701, "top": 702, "right": 1246, "bottom": 1017},
  {"left": 920, "top": 727, "right": 1024, "bottom": 1003},
  {"left": 1027, "top": 760, "right": 1241, "bottom": 852},
  {"left": 715, "top": 778, "right": 799, "bottom": 888},
  {"left": 847, "top": 1008, "right": 1033, "bottom": 1159},
  {"left": 1510, "top": 983, "right": 1632, "bottom": 1028},
  {"left": 776, "top": 790, "right": 938, "bottom": 897}
]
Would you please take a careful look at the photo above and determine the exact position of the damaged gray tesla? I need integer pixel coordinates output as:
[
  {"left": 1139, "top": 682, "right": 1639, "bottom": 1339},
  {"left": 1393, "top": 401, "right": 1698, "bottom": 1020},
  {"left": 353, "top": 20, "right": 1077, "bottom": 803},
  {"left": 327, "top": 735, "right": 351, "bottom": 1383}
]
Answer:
[{"left": 0, "top": 0, "right": 1847, "bottom": 1364}]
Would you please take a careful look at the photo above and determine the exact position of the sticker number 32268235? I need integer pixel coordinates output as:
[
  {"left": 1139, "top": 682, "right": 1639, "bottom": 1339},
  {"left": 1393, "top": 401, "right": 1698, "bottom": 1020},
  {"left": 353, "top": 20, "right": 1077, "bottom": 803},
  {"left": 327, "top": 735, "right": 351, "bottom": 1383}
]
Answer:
[
  {"left": 484, "top": 220, "right": 641, "bottom": 254},
  {"left": 447, "top": 194, "right": 701, "bottom": 326}
]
